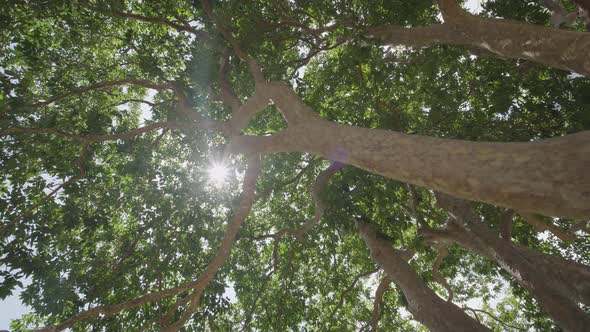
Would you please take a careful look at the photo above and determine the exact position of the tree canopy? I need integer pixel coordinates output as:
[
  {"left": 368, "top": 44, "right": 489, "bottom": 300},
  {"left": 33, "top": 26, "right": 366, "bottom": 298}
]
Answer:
[{"left": 1, "top": 0, "right": 589, "bottom": 331}]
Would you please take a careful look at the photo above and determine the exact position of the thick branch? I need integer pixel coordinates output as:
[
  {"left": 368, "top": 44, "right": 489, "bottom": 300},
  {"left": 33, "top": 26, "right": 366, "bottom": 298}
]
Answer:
[
  {"left": 437, "top": 0, "right": 469, "bottom": 22},
  {"left": 366, "top": 13, "right": 590, "bottom": 75},
  {"left": 357, "top": 220, "right": 491, "bottom": 332},
  {"left": 435, "top": 193, "right": 590, "bottom": 331},
  {"left": 241, "top": 81, "right": 590, "bottom": 218}
]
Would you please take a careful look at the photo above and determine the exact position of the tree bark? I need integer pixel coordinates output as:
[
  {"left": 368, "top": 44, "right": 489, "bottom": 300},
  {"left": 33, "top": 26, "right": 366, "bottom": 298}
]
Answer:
[
  {"left": 358, "top": 220, "right": 491, "bottom": 332},
  {"left": 427, "top": 194, "right": 590, "bottom": 332},
  {"left": 230, "top": 83, "right": 590, "bottom": 219},
  {"left": 366, "top": 1, "right": 590, "bottom": 75}
]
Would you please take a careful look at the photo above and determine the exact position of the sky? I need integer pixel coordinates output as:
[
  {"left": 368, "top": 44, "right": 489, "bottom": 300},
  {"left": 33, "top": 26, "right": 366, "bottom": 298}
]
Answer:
[{"left": 0, "top": 0, "right": 488, "bottom": 329}]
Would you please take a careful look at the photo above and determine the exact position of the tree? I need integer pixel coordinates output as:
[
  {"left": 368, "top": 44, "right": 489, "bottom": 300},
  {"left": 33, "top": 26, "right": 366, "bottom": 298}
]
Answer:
[{"left": 1, "top": 0, "right": 589, "bottom": 331}]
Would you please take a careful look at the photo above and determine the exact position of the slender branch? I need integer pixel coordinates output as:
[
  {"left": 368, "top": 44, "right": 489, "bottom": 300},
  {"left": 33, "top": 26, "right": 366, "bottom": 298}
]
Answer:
[
  {"left": 540, "top": 0, "right": 578, "bottom": 27},
  {"left": 326, "top": 269, "right": 378, "bottom": 323},
  {"left": 255, "top": 158, "right": 320, "bottom": 200},
  {"left": 369, "top": 275, "right": 392, "bottom": 332},
  {"left": 498, "top": 209, "right": 514, "bottom": 241},
  {"left": 111, "top": 98, "right": 161, "bottom": 108},
  {"left": 463, "top": 306, "right": 529, "bottom": 331},
  {"left": 431, "top": 245, "right": 454, "bottom": 302},
  {"left": 269, "top": 162, "right": 343, "bottom": 243},
  {"left": 217, "top": 52, "right": 241, "bottom": 113},
  {"left": 35, "top": 79, "right": 173, "bottom": 106},
  {"left": 569, "top": 220, "right": 589, "bottom": 233},
  {"left": 223, "top": 89, "right": 270, "bottom": 136},
  {"left": 1, "top": 145, "right": 88, "bottom": 237},
  {"left": 201, "top": 0, "right": 265, "bottom": 83},
  {"left": 161, "top": 156, "right": 261, "bottom": 331},
  {"left": 25, "top": 78, "right": 222, "bottom": 132},
  {"left": 518, "top": 212, "right": 576, "bottom": 242},
  {"left": 84, "top": 5, "right": 214, "bottom": 43},
  {"left": 1, "top": 122, "right": 178, "bottom": 143},
  {"left": 36, "top": 156, "right": 261, "bottom": 332}
]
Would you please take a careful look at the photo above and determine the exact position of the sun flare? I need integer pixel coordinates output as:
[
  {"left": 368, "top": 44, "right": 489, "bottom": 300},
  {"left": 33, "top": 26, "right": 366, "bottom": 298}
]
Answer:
[{"left": 207, "top": 163, "right": 231, "bottom": 186}]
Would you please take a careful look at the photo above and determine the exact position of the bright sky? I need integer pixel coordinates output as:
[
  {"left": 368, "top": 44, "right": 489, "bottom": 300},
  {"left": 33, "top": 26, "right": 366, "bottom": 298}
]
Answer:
[{"left": 0, "top": 1, "right": 490, "bottom": 330}]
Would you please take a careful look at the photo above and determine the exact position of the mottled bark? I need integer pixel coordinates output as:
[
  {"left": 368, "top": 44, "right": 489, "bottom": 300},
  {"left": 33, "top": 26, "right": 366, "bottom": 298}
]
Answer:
[
  {"left": 229, "top": 82, "right": 590, "bottom": 219},
  {"left": 290, "top": 120, "right": 590, "bottom": 219},
  {"left": 366, "top": 0, "right": 590, "bottom": 75},
  {"left": 358, "top": 220, "right": 491, "bottom": 332},
  {"left": 429, "top": 194, "right": 590, "bottom": 332}
]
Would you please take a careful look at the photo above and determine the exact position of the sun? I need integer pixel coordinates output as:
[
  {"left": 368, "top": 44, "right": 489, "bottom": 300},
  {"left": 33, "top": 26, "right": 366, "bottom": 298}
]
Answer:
[{"left": 207, "top": 162, "right": 231, "bottom": 186}]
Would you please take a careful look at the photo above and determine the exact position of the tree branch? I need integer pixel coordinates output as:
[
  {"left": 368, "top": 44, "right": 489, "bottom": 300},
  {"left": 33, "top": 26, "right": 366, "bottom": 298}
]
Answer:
[
  {"left": 1, "top": 145, "right": 89, "bottom": 237},
  {"left": 161, "top": 156, "right": 261, "bottom": 331},
  {"left": 217, "top": 52, "right": 242, "bottom": 113},
  {"left": 431, "top": 244, "right": 454, "bottom": 302},
  {"left": 1, "top": 122, "right": 178, "bottom": 143},
  {"left": 270, "top": 161, "right": 343, "bottom": 242},
  {"left": 201, "top": 0, "right": 265, "bottom": 83},
  {"left": 518, "top": 212, "right": 576, "bottom": 242},
  {"left": 85, "top": 5, "right": 214, "bottom": 43},
  {"left": 326, "top": 269, "right": 378, "bottom": 324},
  {"left": 35, "top": 79, "right": 173, "bottom": 106},
  {"left": 463, "top": 306, "right": 529, "bottom": 331},
  {"left": 498, "top": 209, "right": 514, "bottom": 241},
  {"left": 437, "top": 0, "right": 469, "bottom": 23},
  {"left": 369, "top": 275, "right": 392, "bottom": 332},
  {"left": 36, "top": 156, "right": 261, "bottom": 332}
]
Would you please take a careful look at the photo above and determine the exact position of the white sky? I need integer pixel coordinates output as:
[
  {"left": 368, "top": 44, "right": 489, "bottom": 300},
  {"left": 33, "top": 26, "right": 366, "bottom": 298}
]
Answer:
[{"left": 0, "top": 1, "right": 491, "bottom": 329}]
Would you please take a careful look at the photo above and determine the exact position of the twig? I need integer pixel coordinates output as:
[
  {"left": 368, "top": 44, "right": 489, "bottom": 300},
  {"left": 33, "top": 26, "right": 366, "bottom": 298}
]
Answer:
[{"left": 463, "top": 306, "right": 529, "bottom": 331}]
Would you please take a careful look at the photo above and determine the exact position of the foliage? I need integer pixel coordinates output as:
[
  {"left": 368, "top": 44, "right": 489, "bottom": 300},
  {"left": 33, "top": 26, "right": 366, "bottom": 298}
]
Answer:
[{"left": 1, "top": 0, "right": 589, "bottom": 331}]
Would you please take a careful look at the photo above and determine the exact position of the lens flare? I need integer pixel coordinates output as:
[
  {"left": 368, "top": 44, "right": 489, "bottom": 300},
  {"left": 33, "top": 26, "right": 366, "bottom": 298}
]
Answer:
[{"left": 207, "top": 162, "right": 230, "bottom": 186}]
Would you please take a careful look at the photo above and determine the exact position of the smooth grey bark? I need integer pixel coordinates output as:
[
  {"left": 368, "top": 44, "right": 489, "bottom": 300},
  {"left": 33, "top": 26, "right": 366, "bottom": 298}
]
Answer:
[
  {"left": 425, "top": 194, "right": 590, "bottom": 332},
  {"left": 358, "top": 220, "right": 491, "bottom": 332}
]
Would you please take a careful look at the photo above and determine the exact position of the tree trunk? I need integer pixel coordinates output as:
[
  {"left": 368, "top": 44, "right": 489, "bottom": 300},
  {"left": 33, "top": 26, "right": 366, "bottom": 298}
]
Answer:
[
  {"left": 289, "top": 118, "right": 590, "bottom": 219},
  {"left": 366, "top": 5, "right": 590, "bottom": 75},
  {"left": 428, "top": 194, "right": 590, "bottom": 332},
  {"left": 358, "top": 220, "right": 491, "bottom": 332}
]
